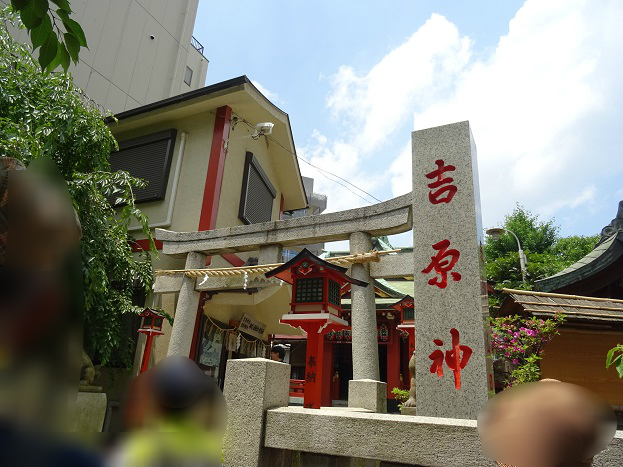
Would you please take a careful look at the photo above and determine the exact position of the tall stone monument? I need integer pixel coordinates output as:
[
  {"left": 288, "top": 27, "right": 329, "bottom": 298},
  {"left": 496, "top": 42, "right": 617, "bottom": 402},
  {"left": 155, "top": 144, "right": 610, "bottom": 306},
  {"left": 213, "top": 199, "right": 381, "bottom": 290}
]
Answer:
[{"left": 412, "top": 121, "right": 494, "bottom": 420}]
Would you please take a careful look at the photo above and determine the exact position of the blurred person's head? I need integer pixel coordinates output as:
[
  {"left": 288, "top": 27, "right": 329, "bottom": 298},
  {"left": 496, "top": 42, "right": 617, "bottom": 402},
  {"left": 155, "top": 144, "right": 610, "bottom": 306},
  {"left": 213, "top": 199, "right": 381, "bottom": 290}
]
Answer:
[
  {"left": 124, "top": 356, "right": 226, "bottom": 433},
  {"left": 271, "top": 344, "right": 285, "bottom": 362},
  {"left": 478, "top": 379, "right": 617, "bottom": 467}
]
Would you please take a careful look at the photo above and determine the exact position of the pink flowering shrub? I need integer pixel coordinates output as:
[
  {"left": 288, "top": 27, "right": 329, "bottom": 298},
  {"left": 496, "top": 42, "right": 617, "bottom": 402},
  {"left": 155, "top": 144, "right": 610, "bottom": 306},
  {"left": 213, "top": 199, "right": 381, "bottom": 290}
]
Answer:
[{"left": 488, "top": 313, "right": 565, "bottom": 387}]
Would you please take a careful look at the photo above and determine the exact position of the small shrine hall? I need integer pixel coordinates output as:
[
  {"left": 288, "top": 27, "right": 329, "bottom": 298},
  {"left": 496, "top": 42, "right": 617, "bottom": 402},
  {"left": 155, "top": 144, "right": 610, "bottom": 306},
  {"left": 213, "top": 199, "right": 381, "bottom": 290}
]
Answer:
[{"left": 273, "top": 241, "right": 415, "bottom": 411}]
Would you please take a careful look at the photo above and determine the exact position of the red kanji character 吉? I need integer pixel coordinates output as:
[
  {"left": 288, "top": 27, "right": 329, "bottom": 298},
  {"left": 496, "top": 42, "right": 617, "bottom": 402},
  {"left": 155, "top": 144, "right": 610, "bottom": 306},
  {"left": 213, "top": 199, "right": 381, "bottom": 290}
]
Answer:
[
  {"left": 422, "top": 239, "right": 462, "bottom": 288},
  {"left": 426, "top": 159, "right": 457, "bottom": 204}
]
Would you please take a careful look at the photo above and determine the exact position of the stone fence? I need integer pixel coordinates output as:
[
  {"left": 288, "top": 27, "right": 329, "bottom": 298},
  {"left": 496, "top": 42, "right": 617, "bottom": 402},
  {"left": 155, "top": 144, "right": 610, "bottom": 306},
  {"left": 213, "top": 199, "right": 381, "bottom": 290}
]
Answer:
[{"left": 222, "top": 358, "right": 623, "bottom": 467}]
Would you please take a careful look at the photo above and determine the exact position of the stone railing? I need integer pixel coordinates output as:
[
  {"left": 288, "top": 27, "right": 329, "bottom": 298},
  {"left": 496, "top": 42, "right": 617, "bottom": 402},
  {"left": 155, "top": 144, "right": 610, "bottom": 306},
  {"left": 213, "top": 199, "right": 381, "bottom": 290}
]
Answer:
[{"left": 222, "top": 358, "right": 623, "bottom": 467}]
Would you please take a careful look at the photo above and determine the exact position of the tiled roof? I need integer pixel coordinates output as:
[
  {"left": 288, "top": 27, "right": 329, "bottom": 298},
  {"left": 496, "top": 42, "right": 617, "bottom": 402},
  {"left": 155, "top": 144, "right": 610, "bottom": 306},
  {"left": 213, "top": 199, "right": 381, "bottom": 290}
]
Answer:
[
  {"left": 536, "top": 201, "right": 623, "bottom": 292},
  {"left": 504, "top": 288, "right": 623, "bottom": 323},
  {"left": 536, "top": 232, "right": 623, "bottom": 292}
]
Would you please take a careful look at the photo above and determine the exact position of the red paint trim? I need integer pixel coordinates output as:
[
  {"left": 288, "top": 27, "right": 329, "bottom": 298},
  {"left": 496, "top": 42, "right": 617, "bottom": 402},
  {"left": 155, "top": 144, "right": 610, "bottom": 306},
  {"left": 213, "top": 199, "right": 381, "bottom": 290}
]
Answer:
[
  {"left": 198, "top": 105, "right": 232, "bottom": 232},
  {"left": 131, "top": 239, "right": 163, "bottom": 252},
  {"left": 222, "top": 254, "right": 245, "bottom": 267},
  {"left": 386, "top": 324, "right": 401, "bottom": 398}
]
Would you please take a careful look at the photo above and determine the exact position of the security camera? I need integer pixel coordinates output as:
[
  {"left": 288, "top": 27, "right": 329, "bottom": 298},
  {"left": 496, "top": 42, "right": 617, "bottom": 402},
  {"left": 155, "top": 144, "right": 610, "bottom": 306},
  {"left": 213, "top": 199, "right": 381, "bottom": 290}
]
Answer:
[
  {"left": 255, "top": 122, "right": 274, "bottom": 135},
  {"left": 251, "top": 122, "right": 274, "bottom": 139}
]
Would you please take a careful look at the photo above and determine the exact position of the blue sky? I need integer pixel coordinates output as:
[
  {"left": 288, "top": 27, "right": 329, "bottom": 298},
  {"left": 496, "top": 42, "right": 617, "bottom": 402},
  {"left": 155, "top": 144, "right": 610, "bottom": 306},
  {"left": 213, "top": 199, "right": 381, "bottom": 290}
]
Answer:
[{"left": 193, "top": 1, "right": 623, "bottom": 247}]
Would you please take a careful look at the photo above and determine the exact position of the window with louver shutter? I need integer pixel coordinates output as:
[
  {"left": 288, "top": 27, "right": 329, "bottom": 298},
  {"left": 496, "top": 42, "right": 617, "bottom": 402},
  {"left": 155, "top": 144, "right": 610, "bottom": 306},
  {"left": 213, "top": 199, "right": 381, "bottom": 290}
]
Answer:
[
  {"left": 239, "top": 152, "right": 276, "bottom": 224},
  {"left": 109, "top": 129, "right": 177, "bottom": 205}
]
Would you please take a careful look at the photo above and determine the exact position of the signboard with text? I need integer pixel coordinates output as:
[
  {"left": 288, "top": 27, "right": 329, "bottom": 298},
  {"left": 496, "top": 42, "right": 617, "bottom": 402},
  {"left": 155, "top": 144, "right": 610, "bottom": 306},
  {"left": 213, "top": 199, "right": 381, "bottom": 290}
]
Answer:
[{"left": 238, "top": 314, "right": 266, "bottom": 339}]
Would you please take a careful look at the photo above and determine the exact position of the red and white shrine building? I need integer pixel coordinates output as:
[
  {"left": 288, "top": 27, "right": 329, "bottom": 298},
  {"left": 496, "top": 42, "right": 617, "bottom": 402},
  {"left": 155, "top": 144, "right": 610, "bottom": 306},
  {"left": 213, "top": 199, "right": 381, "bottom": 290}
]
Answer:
[{"left": 273, "top": 246, "right": 415, "bottom": 411}]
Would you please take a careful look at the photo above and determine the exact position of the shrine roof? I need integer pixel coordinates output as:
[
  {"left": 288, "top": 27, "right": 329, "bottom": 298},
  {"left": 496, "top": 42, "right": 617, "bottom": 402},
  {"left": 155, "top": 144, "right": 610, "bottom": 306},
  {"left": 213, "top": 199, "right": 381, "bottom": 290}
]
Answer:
[
  {"left": 265, "top": 248, "right": 368, "bottom": 287},
  {"left": 536, "top": 201, "right": 623, "bottom": 293},
  {"left": 500, "top": 288, "right": 623, "bottom": 324},
  {"left": 379, "top": 279, "right": 414, "bottom": 297}
]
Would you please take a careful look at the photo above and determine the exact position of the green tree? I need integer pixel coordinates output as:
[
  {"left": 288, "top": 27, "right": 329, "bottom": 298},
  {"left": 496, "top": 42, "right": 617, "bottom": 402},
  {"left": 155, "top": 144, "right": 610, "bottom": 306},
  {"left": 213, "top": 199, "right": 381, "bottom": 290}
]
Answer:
[
  {"left": 9, "top": 0, "right": 87, "bottom": 72},
  {"left": 485, "top": 205, "right": 599, "bottom": 313},
  {"left": 1, "top": 9, "right": 155, "bottom": 366}
]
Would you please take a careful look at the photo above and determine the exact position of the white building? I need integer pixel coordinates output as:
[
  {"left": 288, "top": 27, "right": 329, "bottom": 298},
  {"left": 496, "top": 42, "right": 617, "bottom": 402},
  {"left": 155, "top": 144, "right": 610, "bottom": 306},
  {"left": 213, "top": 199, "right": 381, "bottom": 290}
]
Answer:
[{"left": 6, "top": 0, "right": 208, "bottom": 113}]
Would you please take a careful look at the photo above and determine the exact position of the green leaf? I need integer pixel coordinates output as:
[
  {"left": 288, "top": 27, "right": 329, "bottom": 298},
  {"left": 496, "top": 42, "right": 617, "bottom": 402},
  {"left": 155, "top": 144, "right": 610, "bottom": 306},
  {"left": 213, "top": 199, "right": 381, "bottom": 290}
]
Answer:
[
  {"left": 33, "top": 0, "right": 50, "bottom": 18},
  {"left": 606, "top": 347, "right": 616, "bottom": 367},
  {"left": 30, "top": 14, "right": 52, "bottom": 50},
  {"left": 64, "top": 32, "right": 79, "bottom": 63},
  {"left": 55, "top": 7, "right": 70, "bottom": 23},
  {"left": 50, "top": 0, "right": 72, "bottom": 13},
  {"left": 11, "top": 0, "right": 29, "bottom": 10},
  {"left": 46, "top": 43, "right": 62, "bottom": 72},
  {"left": 65, "top": 17, "right": 87, "bottom": 47},
  {"left": 56, "top": 10, "right": 87, "bottom": 47},
  {"left": 19, "top": 1, "right": 43, "bottom": 29},
  {"left": 59, "top": 43, "right": 70, "bottom": 71},
  {"left": 38, "top": 31, "right": 59, "bottom": 70}
]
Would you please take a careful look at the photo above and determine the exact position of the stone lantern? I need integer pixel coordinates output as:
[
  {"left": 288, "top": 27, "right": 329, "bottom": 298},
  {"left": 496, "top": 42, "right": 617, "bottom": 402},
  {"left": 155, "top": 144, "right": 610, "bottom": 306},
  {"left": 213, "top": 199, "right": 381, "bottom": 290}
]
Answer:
[
  {"left": 266, "top": 249, "right": 368, "bottom": 409},
  {"left": 138, "top": 307, "right": 165, "bottom": 374}
]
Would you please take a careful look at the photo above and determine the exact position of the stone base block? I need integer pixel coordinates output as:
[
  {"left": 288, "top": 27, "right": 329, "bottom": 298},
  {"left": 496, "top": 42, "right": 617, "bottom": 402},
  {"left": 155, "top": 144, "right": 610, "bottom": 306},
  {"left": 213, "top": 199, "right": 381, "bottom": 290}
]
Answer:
[
  {"left": 348, "top": 379, "right": 387, "bottom": 413},
  {"left": 223, "top": 358, "right": 290, "bottom": 467},
  {"left": 71, "top": 392, "right": 107, "bottom": 432},
  {"left": 400, "top": 406, "right": 417, "bottom": 416}
]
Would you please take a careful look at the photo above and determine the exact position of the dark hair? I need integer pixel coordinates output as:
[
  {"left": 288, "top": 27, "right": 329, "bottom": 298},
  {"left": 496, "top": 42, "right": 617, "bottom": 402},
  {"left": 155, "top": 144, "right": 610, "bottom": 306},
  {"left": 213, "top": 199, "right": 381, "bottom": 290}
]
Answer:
[{"left": 271, "top": 345, "right": 286, "bottom": 360}]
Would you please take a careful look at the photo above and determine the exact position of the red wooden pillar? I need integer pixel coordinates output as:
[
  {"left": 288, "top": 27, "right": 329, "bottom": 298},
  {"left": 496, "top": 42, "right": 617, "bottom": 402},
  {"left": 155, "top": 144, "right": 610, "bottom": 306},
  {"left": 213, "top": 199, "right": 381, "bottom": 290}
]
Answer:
[
  {"left": 140, "top": 333, "right": 155, "bottom": 374},
  {"left": 321, "top": 338, "right": 333, "bottom": 407},
  {"left": 386, "top": 325, "right": 401, "bottom": 399},
  {"left": 301, "top": 322, "right": 324, "bottom": 409}
]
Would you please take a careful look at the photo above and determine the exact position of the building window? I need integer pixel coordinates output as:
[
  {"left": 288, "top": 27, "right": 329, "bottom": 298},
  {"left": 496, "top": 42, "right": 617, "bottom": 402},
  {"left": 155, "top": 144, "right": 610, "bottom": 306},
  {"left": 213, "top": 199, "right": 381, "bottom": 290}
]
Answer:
[
  {"left": 238, "top": 152, "right": 276, "bottom": 224},
  {"left": 109, "top": 129, "right": 177, "bottom": 204},
  {"left": 184, "top": 66, "right": 193, "bottom": 86}
]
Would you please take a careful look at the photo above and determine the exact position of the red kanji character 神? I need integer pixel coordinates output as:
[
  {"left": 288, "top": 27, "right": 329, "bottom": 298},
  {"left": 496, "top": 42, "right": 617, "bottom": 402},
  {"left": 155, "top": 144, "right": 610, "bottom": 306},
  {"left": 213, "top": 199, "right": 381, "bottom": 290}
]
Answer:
[
  {"left": 426, "top": 159, "right": 457, "bottom": 204},
  {"left": 422, "top": 239, "right": 462, "bottom": 288},
  {"left": 428, "top": 328, "right": 472, "bottom": 390}
]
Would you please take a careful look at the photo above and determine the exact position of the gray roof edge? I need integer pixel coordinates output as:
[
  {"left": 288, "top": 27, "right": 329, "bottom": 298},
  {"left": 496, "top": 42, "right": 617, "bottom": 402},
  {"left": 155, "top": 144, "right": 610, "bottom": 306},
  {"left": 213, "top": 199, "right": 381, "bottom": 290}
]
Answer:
[{"left": 536, "top": 232, "right": 623, "bottom": 292}]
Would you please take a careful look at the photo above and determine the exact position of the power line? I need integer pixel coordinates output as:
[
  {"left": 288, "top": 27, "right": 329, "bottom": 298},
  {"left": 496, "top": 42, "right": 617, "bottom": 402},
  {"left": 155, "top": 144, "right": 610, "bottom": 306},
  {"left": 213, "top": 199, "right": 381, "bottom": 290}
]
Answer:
[{"left": 231, "top": 113, "right": 383, "bottom": 204}]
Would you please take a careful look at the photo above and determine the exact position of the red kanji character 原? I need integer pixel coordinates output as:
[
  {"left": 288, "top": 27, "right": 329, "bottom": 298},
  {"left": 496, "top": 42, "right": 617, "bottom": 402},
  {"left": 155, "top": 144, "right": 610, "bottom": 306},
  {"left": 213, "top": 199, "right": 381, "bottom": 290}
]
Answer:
[
  {"left": 426, "top": 159, "right": 457, "bottom": 204},
  {"left": 422, "top": 239, "right": 462, "bottom": 288},
  {"left": 428, "top": 328, "right": 472, "bottom": 390}
]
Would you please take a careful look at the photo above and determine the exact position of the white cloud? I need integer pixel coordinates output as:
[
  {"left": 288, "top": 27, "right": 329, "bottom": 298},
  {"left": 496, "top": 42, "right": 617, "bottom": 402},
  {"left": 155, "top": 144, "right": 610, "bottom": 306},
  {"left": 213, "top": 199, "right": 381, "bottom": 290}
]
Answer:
[
  {"left": 302, "top": 14, "right": 472, "bottom": 213},
  {"left": 305, "top": 0, "right": 623, "bottom": 234},
  {"left": 251, "top": 80, "right": 282, "bottom": 105}
]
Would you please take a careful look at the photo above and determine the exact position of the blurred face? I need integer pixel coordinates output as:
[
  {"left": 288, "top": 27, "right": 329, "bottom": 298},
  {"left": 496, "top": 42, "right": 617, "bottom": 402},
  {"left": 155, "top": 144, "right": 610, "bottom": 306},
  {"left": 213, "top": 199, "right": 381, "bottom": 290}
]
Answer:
[
  {"left": 478, "top": 381, "right": 616, "bottom": 467},
  {"left": 9, "top": 170, "right": 80, "bottom": 273},
  {"left": 270, "top": 352, "right": 282, "bottom": 362}
]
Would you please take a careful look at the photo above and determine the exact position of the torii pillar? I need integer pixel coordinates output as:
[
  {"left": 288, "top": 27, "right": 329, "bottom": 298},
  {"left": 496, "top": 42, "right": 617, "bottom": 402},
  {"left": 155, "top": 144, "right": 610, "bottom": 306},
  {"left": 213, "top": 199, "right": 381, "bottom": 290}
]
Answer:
[{"left": 412, "top": 121, "right": 494, "bottom": 419}]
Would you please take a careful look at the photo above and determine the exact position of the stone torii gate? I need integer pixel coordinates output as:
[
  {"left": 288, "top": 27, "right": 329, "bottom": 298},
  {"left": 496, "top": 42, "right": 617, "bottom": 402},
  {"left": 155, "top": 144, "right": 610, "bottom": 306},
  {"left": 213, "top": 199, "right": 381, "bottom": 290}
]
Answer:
[{"left": 154, "top": 121, "right": 494, "bottom": 419}]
